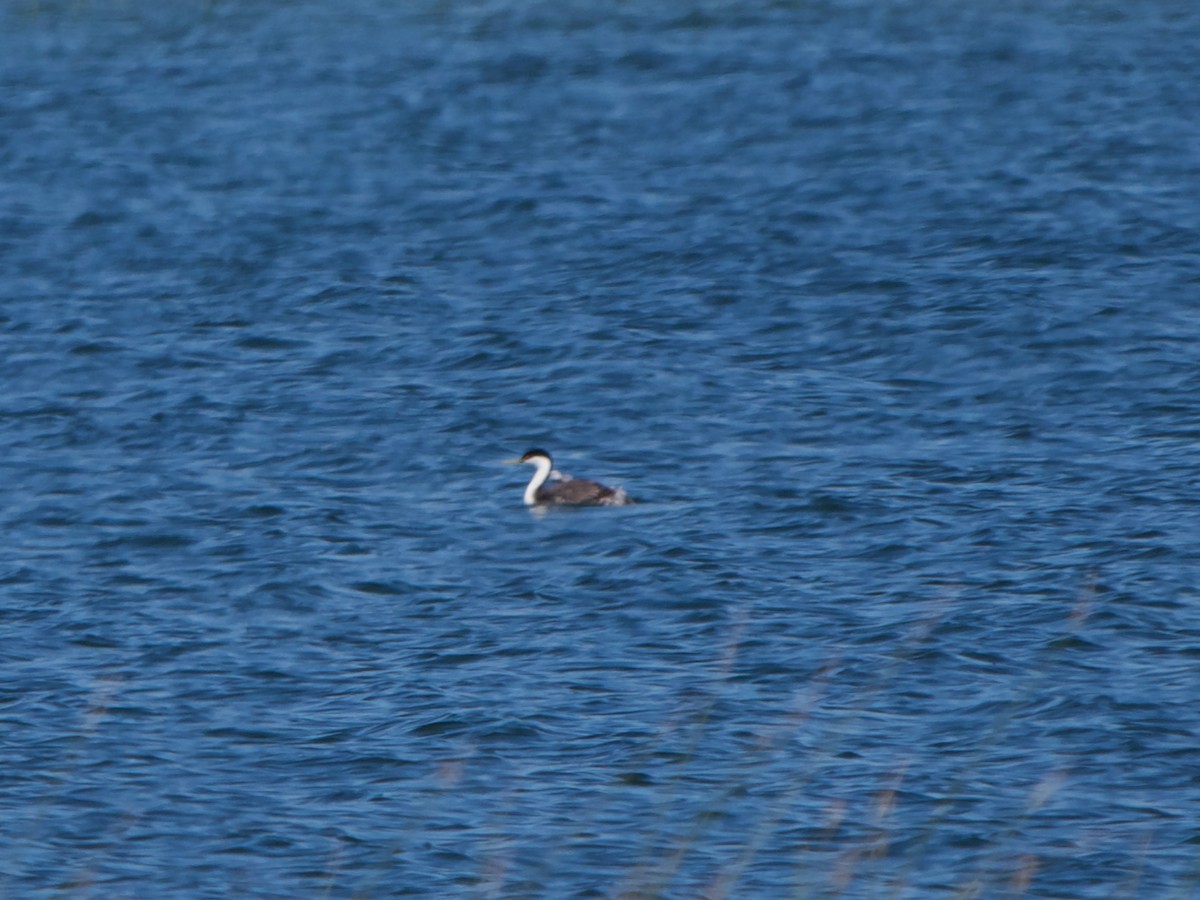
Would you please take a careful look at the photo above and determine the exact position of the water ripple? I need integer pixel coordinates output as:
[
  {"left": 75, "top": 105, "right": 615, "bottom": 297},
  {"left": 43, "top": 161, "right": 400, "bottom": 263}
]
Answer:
[{"left": 3, "top": 0, "right": 1200, "bottom": 897}]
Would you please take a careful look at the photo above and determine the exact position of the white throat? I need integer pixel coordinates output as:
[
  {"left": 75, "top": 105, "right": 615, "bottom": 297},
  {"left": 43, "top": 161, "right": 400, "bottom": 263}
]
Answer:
[{"left": 523, "top": 456, "right": 553, "bottom": 505}]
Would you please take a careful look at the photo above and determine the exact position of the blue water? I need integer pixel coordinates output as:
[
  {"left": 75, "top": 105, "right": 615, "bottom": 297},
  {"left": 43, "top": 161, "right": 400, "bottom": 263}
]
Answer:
[{"left": 3, "top": 1, "right": 1200, "bottom": 897}]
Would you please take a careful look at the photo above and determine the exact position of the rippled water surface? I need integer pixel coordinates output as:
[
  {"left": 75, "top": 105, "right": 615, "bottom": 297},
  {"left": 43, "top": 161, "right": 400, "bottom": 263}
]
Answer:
[{"left": 3, "top": 1, "right": 1200, "bottom": 897}]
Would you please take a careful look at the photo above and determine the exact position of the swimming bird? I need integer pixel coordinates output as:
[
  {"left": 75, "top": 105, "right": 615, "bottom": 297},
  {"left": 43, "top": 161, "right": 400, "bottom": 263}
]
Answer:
[{"left": 506, "top": 448, "right": 630, "bottom": 506}]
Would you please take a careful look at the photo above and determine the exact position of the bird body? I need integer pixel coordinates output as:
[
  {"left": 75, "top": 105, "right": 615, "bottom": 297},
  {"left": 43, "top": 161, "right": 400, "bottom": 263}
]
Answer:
[{"left": 509, "top": 449, "right": 630, "bottom": 507}]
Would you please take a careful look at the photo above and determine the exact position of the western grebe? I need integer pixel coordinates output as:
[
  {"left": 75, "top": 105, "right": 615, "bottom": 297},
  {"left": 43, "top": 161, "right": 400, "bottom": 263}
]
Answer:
[{"left": 505, "top": 448, "right": 631, "bottom": 506}]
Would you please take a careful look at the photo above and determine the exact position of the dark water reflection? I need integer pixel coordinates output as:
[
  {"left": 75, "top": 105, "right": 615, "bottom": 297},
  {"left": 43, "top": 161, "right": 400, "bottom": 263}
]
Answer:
[{"left": 3, "top": 0, "right": 1200, "bottom": 897}]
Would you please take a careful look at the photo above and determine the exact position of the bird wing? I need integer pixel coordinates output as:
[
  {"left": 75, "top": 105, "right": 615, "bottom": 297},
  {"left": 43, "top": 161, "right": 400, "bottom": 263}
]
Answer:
[{"left": 538, "top": 478, "right": 614, "bottom": 504}]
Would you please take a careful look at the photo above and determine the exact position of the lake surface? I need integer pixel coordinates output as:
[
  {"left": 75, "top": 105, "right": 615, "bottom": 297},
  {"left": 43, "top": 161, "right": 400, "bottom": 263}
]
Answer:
[{"left": 3, "top": 1, "right": 1200, "bottom": 897}]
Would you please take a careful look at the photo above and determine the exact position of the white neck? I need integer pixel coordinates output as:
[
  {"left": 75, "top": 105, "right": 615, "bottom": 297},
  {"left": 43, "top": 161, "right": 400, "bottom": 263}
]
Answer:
[{"left": 523, "top": 456, "right": 553, "bottom": 505}]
